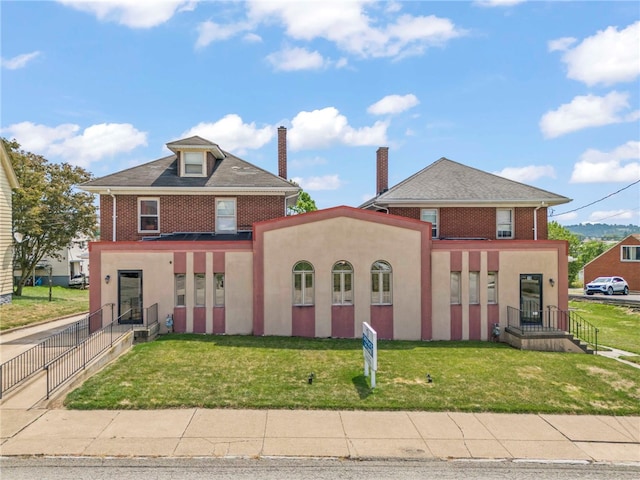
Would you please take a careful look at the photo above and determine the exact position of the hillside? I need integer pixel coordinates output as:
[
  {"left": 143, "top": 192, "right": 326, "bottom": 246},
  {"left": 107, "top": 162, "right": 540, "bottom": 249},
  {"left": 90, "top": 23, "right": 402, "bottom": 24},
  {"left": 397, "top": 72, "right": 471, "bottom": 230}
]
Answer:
[{"left": 565, "top": 223, "right": 640, "bottom": 240}]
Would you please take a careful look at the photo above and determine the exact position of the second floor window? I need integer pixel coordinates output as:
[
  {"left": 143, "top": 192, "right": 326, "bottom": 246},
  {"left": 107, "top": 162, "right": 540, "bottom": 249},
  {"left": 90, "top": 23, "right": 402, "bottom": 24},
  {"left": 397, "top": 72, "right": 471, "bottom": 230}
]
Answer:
[
  {"left": 139, "top": 198, "right": 159, "bottom": 233},
  {"left": 332, "top": 261, "right": 353, "bottom": 305},
  {"left": 621, "top": 245, "right": 640, "bottom": 261},
  {"left": 293, "top": 261, "right": 314, "bottom": 306},
  {"left": 497, "top": 208, "right": 513, "bottom": 239},
  {"left": 216, "top": 198, "right": 237, "bottom": 233},
  {"left": 420, "top": 209, "right": 438, "bottom": 238}
]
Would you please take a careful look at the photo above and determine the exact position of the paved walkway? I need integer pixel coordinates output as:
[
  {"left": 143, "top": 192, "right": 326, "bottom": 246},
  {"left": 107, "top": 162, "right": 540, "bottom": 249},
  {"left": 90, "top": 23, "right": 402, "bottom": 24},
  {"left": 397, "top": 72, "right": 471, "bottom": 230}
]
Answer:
[
  {"left": 0, "top": 318, "right": 639, "bottom": 463},
  {"left": 1, "top": 407, "right": 639, "bottom": 462}
]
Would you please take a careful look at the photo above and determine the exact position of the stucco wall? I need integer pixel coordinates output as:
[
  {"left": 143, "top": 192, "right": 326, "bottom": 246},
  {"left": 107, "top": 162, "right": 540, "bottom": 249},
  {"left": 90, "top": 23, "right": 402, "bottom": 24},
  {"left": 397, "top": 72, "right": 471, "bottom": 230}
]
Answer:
[{"left": 260, "top": 216, "right": 423, "bottom": 340}]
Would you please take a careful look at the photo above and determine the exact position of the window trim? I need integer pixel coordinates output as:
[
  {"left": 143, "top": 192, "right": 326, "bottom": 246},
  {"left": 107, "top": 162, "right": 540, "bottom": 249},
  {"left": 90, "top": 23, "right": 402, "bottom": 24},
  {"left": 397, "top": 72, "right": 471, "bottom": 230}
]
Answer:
[
  {"left": 215, "top": 197, "right": 237, "bottom": 234},
  {"left": 469, "top": 271, "right": 480, "bottom": 305},
  {"left": 487, "top": 271, "right": 498, "bottom": 304},
  {"left": 181, "top": 150, "right": 206, "bottom": 177},
  {"left": 450, "top": 271, "right": 461, "bottom": 305},
  {"left": 420, "top": 208, "right": 438, "bottom": 238},
  {"left": 138, "top": 197, "right": 160, "bottom": 233},
  {"left": 371, "top": 260, "right": 392, "bottom": 305},
  {"left": 496, "top": 208, "right": 514, "bottom": 239},
  {"left": 194, "top": 273, "right": 206, "bottom": 306},
  {"left": 332, "top": 261, "right": 353, "bottom": 305},
  {"left": 621, "top": 245, "right": 640, "bottom": 262},
  {"left": 293, "top": 261, "right": 314, "bottom": 306},
  {"left": 175, "top": 273, "right": 186, "bottom": 307},
  {"left": 214, "top": 273, "right": 225, "bottom": 307}
]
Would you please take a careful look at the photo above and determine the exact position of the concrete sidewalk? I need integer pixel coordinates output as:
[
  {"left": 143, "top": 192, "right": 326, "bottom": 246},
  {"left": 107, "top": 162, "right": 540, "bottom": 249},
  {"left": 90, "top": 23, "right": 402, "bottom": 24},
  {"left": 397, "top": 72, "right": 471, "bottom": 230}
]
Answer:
[{"left": 1, "top": 407, "right": 638, "bottom": 463}]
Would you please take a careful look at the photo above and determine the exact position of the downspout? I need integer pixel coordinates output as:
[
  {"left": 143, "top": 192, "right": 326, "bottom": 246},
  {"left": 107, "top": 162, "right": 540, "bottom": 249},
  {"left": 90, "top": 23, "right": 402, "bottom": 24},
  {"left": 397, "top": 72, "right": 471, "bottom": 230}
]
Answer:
[
  {"left": 533, "top": 201, "right": 545, "bottom": 241},
  {"left": 285, "top": 192, "right": 298, "bottom": 215},
  {"left": 108, "top": 189, "right": 116, "bottom": 242}
]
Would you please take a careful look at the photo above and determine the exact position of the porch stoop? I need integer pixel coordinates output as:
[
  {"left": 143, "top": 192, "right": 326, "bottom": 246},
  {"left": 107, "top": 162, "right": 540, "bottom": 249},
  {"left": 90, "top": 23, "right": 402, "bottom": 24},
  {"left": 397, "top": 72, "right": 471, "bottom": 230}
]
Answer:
[
  {"left": 133, "top": 322, "right": 160, "bottom": 343},
  {"left": 503, "top": 327, "right": 594, "bottom": 354}
]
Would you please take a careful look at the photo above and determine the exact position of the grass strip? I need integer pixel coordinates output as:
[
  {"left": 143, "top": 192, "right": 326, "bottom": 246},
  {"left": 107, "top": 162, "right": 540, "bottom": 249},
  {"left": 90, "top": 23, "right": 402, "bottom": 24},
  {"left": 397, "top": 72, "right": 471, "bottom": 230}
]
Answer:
[{"left": 65, "top": 335, "right": 640, "bottom": 414}]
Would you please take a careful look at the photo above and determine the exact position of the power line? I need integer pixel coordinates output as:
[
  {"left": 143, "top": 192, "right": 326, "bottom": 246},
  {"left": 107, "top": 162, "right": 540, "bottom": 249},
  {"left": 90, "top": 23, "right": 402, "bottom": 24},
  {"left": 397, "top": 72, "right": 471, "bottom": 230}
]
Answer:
[{"left": 549, "top": 179, "right": 640, "bottom": 218}]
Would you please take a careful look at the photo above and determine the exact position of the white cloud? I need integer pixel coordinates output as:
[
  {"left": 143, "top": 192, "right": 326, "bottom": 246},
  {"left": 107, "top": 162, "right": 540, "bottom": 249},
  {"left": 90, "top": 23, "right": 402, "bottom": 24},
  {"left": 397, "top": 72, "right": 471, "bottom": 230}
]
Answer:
[
  {"left": 290, "top": 175, "right": 342, "bottom": 191},
  {"left": 57, "top": 0, "right": 196, "bottom": 29},
  {"left": 547, "top": 37, "right": 576, "bottom": 53},
  {"left": 474, "top": 0, "right": 526, "bottom": 7},
  {"left": 266, "top": 47, "right": 327, "bottom": 71},
  {"left": 288, "top": 107, "right": 389, "bottom": 151},
  {"left": 553, "top": 211, "right": 578, "bottom": 223},
  {"left": 246, "top": 1, "right": 465, "bottom": 59},
  {"left": 570, "top": 141, "right": 640, "bottom": 183},
  {"left": 181, "top": 115, "right": 273, "bottom": 154},
  {"left": 1, "top": 51, "right": 41, "bottom": 70},
  {"left": 1, "top": 121, "right": 147, "bottom": 167},
  {"left": 494, "top": 165, "right": 556, "bottom": 183},
  {"left": 558, "top": 21, "right": 640, "bottom": 86},
  {"left": 368, "top": 94, "right": 419, "bottom": 115},
  {"left": 196, "top": 20, "right": 251, "bottom": 48},
  {"left": 588, "top": 210, "right": 636, "bottom": 223},
  {"left": 539, "top": 91, "right": 640, "bottom": 138}
]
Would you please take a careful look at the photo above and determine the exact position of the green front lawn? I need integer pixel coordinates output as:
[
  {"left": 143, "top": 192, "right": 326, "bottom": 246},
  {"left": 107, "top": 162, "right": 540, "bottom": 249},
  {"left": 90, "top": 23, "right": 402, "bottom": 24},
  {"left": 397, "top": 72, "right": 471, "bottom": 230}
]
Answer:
[
  {"left": 0, "top": 286, "right": 89, "bottom": 331},
  {"left": 569, "top": 300, "right": 640, "bottom": 355},
  {"left": 65, "top": 335, "right": 640, "bottom": 414}
]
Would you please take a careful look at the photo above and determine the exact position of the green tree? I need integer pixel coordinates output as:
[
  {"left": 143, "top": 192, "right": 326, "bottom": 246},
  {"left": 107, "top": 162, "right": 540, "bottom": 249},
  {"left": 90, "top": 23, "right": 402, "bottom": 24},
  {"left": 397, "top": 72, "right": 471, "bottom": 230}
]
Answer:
[
  {"left": 548, "top": 221, "right": 581, "bottom": 286},
  {"left": 287, "top": 185, "right": 317, "bottom": 215},
  {"left": 578, "top": 240, "right": 609, "bottom": 269},
  {"left": 3, "top": 138, "right": 97, "bottom": 296}
]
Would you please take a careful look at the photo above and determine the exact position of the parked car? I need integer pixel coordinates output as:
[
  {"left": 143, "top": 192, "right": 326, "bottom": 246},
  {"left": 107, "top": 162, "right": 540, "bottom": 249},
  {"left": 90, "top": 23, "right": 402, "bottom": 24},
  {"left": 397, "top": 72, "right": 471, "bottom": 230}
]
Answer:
[
  {"left": 69, "top": 274, "right": 89, "bottom": 288},
  {"left": 584, "top": 276, "right": 629, "bottom": 296}
]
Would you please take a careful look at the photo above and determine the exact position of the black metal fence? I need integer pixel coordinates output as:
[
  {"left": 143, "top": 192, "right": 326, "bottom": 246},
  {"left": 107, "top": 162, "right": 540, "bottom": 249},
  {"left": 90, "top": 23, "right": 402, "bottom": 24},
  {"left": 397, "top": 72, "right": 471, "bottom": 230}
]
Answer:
[
  {"left": 144, "top": 303, "right": 158, "bottom": 327},
  {"left": 0, "top": 304, "right": 114, "bottom": 399},
  {"left": 45, "top": 310, "right": 135, "bottom": 399},
  {"left": 507, "top": 305, "right": 598, "bottom": 353}
]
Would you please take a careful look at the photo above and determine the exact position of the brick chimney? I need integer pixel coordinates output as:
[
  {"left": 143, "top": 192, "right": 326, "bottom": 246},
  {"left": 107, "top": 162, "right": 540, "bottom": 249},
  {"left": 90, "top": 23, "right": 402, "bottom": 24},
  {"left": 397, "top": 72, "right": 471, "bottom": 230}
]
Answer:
[
  {"left": 278, "top": 126, "right": 287, "bottom": 179},
  {"left": 376, "top": 147, "right": 389, "bottom": 195}
]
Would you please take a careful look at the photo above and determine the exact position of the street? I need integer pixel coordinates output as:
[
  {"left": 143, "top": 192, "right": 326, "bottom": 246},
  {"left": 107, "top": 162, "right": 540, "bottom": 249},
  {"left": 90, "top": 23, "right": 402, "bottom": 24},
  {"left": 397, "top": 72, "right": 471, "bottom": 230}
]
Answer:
[{"left": 1, "top": 457, "right": 639, "bottom": 480}]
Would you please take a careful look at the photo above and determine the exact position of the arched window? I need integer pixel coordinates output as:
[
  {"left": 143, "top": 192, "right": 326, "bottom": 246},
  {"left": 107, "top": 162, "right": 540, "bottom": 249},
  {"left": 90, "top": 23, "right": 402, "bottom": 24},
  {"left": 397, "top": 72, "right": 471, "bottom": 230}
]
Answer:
[
  {"left": 293, "top": 261, "right": 314, "bottom": 305},
  {"left": 371, "top": 260, "right": 392, "bottom": 305},
  {"left": 332, "top": 261, "right": 353, "bottom": 305}
]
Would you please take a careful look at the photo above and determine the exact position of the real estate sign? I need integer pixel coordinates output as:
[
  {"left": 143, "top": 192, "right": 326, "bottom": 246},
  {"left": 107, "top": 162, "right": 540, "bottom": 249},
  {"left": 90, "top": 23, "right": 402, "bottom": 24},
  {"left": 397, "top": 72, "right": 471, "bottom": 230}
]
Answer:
[{"left": 362, "top": 322, "right": 378, "bottom": 388}]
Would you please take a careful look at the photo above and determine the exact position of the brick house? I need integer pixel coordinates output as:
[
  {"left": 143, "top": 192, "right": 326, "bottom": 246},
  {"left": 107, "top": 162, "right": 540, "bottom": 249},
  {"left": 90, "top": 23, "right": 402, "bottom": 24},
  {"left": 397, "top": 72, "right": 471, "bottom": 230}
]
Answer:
[
  {"left": 82, "top": 129, "right": 578, "bottom": 349},
  {"left": 583, "top": 234, "right": 640, "bottom": 292}
]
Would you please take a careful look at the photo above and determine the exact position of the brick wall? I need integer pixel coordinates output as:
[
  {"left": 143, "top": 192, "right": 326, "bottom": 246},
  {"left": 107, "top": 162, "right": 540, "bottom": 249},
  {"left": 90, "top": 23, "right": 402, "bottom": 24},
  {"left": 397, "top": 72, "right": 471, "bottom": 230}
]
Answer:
[
  {"left": 584, "top": 235, "right": 640, "bottom": 291},
  {"left": 100, "top": 194, "right": 285, "bottom": 241},
  {"left": 388, "top": 206, "right": 548, "bottom": 240}
]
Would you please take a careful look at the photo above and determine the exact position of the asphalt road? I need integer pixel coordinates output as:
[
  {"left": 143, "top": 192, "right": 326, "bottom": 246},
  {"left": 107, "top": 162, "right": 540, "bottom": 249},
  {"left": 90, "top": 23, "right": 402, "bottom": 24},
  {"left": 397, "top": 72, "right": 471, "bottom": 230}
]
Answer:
[{"left": 1, "top": 457, "right": 639, "bottom": 480}]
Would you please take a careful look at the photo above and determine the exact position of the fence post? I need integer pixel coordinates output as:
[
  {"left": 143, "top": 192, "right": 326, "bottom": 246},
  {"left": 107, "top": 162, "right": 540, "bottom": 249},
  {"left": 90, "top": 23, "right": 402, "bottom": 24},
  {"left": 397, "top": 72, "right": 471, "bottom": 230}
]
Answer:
[{"left": 45, "top": 365, "right": 50, "bottom": 400}]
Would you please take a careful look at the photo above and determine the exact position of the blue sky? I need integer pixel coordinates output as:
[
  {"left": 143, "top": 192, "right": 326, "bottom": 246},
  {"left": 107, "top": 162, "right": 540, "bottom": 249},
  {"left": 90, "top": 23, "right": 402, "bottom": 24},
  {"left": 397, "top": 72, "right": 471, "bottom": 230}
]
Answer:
[{"left": 2, "top": 0, "right": 639, "bottom": 225}]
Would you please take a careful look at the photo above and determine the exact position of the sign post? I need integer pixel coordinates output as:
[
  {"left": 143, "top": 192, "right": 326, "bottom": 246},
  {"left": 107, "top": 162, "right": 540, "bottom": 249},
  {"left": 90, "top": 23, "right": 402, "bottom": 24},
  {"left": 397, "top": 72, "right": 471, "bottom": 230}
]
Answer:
[{"left": 362, "top": 322, "right": 378, "bottom": 388}]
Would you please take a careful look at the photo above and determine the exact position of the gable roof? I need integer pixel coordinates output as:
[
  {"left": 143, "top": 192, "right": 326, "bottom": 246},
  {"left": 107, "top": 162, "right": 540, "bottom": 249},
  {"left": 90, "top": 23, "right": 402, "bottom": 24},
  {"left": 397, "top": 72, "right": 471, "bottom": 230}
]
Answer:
[
  {"left": 81, "top": 138, "right": 299, "bottom": 194},
  {"left": 361, "top": 157, "right": 571, "bottom": 208}
]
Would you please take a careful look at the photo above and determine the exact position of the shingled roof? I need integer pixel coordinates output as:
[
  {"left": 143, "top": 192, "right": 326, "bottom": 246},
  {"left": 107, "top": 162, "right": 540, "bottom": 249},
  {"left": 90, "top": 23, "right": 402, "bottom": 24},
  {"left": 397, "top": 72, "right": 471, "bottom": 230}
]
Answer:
[
  {"left": 81, "top": 137, "right": 299, "bottom": 194},
  {"left": 361, "top": 158, "right": 571, "bottom": 207}
]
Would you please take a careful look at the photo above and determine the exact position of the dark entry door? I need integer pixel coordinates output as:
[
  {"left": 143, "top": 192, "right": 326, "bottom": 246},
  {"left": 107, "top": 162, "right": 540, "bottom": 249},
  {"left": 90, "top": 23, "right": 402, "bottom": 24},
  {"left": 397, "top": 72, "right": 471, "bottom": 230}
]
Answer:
[
  {"left": 520, "top": 274, "right": 542, "bottom": 324},
  {"left": 118, "top": 270, "right": 143, "bottom": 324}
]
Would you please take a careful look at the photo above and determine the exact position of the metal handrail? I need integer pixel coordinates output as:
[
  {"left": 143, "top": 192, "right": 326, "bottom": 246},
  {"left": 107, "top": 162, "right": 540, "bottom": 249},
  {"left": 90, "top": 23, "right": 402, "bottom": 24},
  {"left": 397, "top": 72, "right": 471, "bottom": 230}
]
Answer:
[
  {"left": 45, "top": 309, "right": 134, "bottom": 398},
  {"left": 0, "top": 303, "right": 114, "bottom": 399},
  {"left": 506, "top": 305, "right": 598, "bottom": 353}
]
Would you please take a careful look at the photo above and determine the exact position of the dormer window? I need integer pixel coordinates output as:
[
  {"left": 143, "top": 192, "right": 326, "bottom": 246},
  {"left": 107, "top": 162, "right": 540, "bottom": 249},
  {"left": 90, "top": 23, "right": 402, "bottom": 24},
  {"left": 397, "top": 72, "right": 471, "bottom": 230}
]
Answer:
[{"left": 182, "top": 151, "right": 206, "bottom": 177}]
